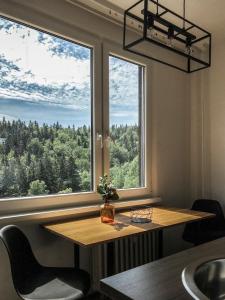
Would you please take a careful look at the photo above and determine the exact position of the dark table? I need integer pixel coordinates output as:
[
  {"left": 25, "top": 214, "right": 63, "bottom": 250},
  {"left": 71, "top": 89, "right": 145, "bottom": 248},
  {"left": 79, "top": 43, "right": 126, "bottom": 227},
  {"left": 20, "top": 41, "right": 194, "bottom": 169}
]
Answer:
[{"left": 100, "top": 237, "right": 225, "bottom": 300}]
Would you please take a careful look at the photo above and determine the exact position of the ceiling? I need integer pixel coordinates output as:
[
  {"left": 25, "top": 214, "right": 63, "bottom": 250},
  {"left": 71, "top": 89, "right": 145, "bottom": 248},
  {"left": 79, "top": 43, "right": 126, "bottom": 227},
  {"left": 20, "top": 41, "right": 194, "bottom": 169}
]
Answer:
[{"left": 74, "top": 0, "right": 225, "bottom": 39}]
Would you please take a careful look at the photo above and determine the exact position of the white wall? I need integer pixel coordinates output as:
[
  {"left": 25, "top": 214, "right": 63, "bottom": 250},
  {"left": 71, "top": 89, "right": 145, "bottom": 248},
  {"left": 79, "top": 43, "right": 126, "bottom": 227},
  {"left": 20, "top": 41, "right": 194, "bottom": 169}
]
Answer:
[
  {"left": 0, "top": 0, "right": 191, "bottom": 298},
  {"left": 188, "top": 34, "right": 225, "bottom": 208},
  {"left": 195, "top": 37, "right": 225, "bottom": 207}
]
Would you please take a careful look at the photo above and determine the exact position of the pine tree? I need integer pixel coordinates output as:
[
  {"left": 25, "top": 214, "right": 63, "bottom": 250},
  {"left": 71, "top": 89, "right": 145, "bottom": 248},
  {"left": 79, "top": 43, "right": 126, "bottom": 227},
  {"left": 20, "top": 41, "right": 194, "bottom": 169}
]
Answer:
[
  {"left": 66, "top": 156, "right": 81, "bottom": 192},
  {"left": 16, "top": 162, "right": 28, "bottom": 195}
]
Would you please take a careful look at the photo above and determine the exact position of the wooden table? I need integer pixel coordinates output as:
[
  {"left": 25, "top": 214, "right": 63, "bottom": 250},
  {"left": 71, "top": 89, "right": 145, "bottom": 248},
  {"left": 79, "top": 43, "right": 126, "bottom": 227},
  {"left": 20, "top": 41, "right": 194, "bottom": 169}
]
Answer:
[{"left": 43, "top": 206, "right": 214, "bottom": 273}]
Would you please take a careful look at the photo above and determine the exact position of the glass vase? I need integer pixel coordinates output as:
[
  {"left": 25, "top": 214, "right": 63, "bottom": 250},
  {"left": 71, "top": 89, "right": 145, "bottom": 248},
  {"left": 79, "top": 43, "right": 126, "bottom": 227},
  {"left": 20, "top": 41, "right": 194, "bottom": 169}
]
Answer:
[{"left": 100, "top": 202, "right": 115, "bottom": 223}]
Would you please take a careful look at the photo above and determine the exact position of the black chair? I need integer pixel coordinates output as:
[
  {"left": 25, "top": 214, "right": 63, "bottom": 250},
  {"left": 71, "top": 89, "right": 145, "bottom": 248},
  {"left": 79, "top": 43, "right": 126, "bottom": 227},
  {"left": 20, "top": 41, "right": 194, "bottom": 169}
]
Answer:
[
  {"left": 0, "top": 225, "right": 90, "bottom": 300},
  {"left": 183, "top": 199, "right": 225, "bottom": 246}
]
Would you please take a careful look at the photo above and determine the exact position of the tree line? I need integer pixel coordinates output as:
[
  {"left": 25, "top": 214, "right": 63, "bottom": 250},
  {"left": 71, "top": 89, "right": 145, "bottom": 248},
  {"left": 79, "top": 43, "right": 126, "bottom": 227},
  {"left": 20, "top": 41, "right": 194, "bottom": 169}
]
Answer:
[{"left": 0, "top": 118, "right": 140, "bottom": 198}]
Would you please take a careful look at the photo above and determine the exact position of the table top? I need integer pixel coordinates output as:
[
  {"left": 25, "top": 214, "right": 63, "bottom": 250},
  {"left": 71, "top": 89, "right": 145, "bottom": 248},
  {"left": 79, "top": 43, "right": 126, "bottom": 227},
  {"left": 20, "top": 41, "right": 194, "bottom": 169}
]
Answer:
[
  {"left": 43, "top": 206, "right": 214, "bottom": 247},
  {"left": 100, "top": 236, "right": 225, "bottom": 300}
]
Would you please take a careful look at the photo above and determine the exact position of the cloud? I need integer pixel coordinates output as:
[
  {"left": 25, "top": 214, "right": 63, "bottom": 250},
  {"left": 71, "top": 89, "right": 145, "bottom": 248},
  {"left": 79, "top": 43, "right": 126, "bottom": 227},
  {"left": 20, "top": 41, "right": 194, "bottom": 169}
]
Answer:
[
  {"left": 0, "top": 52, "right": 91, "bottom": 110},
  {"left": 0, "top": 17, "right": 140, "bottom": 125},
  {"left": 0, "top": 54, "right": 20, "bottom": 76},
  {"left": 111, "top": 111, "right": 138, "bottom": 118},
  {"left": 0, "top": 18, "right": 22, "bottom": 32},
  {"left": 38, "top": 32, "right": 90, "bottom": 60},
  {"left": 109, "top": 56, "right": 140, "bottom": 104}
]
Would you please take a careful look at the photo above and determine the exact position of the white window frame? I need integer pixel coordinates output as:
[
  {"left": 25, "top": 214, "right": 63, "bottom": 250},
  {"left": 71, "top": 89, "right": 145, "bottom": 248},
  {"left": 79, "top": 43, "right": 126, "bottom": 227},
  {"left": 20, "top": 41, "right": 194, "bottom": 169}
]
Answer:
[
  {"left": 0, "top": 15, "right": 153, "bottom": 214},
  {"left": 102, "top": 41, "right": 152, "bottom": 199},
  {"left": 0, "top": 14, "right": 103, "bottom": 213}
]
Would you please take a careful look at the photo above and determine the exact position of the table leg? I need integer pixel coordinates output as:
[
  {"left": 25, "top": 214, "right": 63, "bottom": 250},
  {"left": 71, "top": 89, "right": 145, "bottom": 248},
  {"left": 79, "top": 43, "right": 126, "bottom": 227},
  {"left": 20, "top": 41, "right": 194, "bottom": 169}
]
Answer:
[
  {"left": 158, "top": 230, "right": 163, "bottom": 259},
  {"left": 107, "top": 242, "right": 115, "bottom": 276},
  {"left": 74, "top": 244, "right": 80, "bottom": 268}
]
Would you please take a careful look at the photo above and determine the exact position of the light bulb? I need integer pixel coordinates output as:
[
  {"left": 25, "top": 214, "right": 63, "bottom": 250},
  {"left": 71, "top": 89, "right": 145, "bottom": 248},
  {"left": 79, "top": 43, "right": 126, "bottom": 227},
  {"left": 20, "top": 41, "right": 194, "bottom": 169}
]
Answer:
[
  {"left": 148, "top": 26, "right": 154, "bottom": 38},
  {"left": 167, "top": 37, "right": 173, "bottom": 47},
  {"left": 185, "top": 46, "right": 193, "bottom": 55}
]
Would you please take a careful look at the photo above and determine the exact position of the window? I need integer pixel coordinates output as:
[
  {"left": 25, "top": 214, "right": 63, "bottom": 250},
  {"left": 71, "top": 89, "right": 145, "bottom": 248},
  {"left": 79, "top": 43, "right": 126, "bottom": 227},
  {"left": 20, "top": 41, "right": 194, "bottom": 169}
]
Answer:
[
  {"left": 0, "top": 15, "right": 150, "bottom": 206},
  {"left": 0, "top": 16, "right": 93, "bottom": 198},
  {"left": 109, "top": 55, "right": 145, "bottom": 189}
]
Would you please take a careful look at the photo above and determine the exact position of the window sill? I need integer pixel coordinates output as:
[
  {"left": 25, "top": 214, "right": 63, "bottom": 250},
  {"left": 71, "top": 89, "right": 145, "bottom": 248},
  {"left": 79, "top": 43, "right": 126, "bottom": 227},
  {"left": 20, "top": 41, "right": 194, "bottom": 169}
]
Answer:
[{"left": 0, "top": 197, "right": 161, "bottom": 225}]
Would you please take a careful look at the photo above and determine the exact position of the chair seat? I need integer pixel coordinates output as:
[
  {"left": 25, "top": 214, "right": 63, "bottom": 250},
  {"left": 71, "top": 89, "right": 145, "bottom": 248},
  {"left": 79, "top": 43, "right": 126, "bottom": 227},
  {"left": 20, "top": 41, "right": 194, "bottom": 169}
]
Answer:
[
  {"left": 185, "top": 229, "right": 225, "bottom": 245},
  {"left": 18, "top": 267, "right": 90, "bottom": 300}
]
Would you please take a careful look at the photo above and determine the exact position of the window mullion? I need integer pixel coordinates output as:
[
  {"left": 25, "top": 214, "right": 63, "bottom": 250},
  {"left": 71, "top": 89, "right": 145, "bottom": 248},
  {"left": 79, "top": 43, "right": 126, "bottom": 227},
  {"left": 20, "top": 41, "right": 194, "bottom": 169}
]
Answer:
[
  {"left": 102, "top": 44, "right": 110, "bottom": 177},
  {"left": 93, "top": 42, "right": 104, "bottom": 190}
]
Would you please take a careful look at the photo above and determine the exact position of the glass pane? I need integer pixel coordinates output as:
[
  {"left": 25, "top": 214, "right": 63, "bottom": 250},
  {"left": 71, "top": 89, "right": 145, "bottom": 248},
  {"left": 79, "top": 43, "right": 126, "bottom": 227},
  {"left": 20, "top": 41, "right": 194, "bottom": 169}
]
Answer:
[
  {"left": 109, "top": 55, "right": 145, "bottom": 189},
  {"left": 0, "top": 17, "right": 93, "bottom": 198}
]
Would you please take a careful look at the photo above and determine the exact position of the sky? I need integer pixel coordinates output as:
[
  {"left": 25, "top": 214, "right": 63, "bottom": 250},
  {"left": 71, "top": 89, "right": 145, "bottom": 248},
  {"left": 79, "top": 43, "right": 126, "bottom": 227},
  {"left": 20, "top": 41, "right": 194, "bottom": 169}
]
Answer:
[{"left": 0, "top": 17, "right": 140, "bottom": 127}]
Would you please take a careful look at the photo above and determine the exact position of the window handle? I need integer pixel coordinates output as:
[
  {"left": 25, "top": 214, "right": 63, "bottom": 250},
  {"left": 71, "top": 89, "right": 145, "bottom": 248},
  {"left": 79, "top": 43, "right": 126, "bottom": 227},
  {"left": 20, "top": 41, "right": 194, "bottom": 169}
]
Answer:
[
  {"left": 105, "top": 135, "right": 111, "bottom": 148},
  {"left": 96, "top": 133, "right": 103, "bottom": 149}
]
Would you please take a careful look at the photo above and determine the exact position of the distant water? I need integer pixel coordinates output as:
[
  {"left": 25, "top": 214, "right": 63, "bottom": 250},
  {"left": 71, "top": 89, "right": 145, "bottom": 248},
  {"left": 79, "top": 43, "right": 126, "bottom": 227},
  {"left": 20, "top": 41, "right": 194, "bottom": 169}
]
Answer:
[
  {"left": 0, "top": 98, "right": 137, "bottom": 127},
  {"left": 0, "top": 98, "right": 91, "bottom": 127}
]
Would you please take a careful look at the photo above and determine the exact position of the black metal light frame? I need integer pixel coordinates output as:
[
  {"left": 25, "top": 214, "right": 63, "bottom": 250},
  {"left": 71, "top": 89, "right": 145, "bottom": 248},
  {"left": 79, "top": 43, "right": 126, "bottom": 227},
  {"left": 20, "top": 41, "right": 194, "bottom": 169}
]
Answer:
[{"left": 123, "top": 0, "right": 211, "bottom": 73}]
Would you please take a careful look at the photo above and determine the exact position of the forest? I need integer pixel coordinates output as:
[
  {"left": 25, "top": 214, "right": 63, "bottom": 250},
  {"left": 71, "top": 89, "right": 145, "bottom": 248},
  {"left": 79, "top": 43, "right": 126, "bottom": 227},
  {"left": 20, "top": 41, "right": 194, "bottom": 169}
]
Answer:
[{"left": 0, "top": 118, "right": 140, "bottom": 198}]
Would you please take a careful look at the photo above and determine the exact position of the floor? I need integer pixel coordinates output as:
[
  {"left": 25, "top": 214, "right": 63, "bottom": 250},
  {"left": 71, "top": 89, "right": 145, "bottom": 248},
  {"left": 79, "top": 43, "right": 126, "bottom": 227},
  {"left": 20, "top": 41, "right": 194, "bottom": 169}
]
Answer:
[
  {"left": 85, "top": 292, "right": 104, "bottom": 300},
  {"left": 86, "top": 292, "right": 110, "bottom": 300}
]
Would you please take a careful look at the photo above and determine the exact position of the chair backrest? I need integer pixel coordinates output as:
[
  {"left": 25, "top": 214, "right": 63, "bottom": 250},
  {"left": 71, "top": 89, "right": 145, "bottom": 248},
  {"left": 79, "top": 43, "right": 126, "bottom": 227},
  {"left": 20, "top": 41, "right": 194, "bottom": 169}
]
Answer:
[
  {"left": 0, "top": 225, "right": 40, "bottom": 290},
  {"left": 192, "top": 199, "right": 224, "bottom": 215},
  {"left": 192, "top": 199, "right": 225, "bottom": 227},
  {"left": 183, "top": 199, "right": 225, "bottom": 244}
]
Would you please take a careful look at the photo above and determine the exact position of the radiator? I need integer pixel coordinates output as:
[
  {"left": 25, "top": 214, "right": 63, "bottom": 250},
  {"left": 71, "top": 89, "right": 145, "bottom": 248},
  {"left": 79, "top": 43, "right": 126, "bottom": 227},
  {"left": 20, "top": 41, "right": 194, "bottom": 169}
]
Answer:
[{"left": 89, "top": 231, "right": 160, "bottom": 290}]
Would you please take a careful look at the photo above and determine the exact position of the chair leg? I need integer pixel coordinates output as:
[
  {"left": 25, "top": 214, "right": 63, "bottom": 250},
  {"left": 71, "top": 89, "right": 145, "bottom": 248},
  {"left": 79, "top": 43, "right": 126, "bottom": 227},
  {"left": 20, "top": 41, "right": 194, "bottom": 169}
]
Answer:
[
  {"left": 74, "top": 244, "right": 80, "bottom": 268},
  {"left": 100, "top": 295, "right": 111, "bottom": 300}
]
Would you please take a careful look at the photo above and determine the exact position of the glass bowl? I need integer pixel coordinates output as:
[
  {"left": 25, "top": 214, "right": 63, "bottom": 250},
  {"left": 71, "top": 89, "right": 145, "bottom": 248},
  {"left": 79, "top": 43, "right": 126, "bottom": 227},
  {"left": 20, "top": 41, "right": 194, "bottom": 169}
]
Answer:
[{"left": 130, "top": 206, "right": 153, "bottom": 223}]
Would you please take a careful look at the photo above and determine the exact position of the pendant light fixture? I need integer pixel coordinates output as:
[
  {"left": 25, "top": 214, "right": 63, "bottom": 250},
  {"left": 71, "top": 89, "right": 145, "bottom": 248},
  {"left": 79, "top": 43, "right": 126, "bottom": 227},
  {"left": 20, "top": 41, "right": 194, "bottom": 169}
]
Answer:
[{"left": 123, "top": 0, "right": 211, "bottom": 73}]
